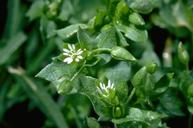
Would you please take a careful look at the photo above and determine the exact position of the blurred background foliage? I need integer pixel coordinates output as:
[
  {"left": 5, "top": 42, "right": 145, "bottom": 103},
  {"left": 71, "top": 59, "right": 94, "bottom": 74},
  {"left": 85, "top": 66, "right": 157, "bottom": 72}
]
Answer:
[{"left": 0, "top": 0, "right": 193, "bottom": 128}]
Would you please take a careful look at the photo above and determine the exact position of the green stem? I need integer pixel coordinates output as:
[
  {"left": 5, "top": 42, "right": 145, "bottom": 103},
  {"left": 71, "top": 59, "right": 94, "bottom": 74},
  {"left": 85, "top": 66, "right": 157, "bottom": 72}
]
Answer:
[
  {"left": 70, "top": 61, "right": 86, "bottom": 81},
  {"left": 89, "top": 48, "right": 111, "bottom": 57},
  {"left": 85, "top": 58, "right": 101, "bottom": 67},
  {"left": 128, "top": 88, "right": 135, "bottom": 102}
]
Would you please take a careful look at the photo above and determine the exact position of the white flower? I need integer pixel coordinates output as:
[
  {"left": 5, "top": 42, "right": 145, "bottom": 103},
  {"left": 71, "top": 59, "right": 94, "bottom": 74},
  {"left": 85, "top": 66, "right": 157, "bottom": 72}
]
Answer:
[
  {"left": 97, "top": 80, "right": 115, "bottom": 97},
  {"left": 63, "top": 44, "right": 83, "bottom": 64}
]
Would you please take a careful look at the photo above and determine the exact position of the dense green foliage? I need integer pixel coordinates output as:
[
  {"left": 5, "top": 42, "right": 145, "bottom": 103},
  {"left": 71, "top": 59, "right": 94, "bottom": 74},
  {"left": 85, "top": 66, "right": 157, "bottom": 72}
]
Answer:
[{"left": 1, "top": 0, "right": 193, "bottom": 128}]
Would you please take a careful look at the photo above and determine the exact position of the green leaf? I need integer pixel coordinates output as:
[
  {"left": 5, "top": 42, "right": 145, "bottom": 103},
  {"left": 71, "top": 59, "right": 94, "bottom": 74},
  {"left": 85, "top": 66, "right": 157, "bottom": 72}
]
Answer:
[
  {"left": 96, "top": 27, "right": 117, "bottom": 48},
  {"left": 36, "top": 61, "right": 76, "bottom": 81},
  {"left": 80, "top": 76, "right": 112, "bottom": 119},
  {"left": 63, "top": 94, "right": 91, "bottom": 118},
  {"left": 188, "top": 84, "right": 193, "bottom": 98},
  {"left": 116, "top": 29, "right": 129, "bottom": 47},
  {"left": 105, "top": 61, "right": 131, "bottom": 83},
  {"left": 114, "top": 0, "right": 129, "bottom": 22},
  {"left": 112, "top": 107, "right": 166, "bottom": 127},
  {"left": 159, "top": 1, "right": 193, "bottom": 32},
  {"left": 131, "top": 67, "right": 147, "bottom": 87},
  {"left": 94, "top": 10, "right": 106, "bottom": 28},
  {"left": 111, "top": 46, "right": 136, "bottom": 61},
  {"left": 26, "top": 0, "right": 44, "bottom": 21},
  {"left": 187, "top": 84, "right": 193, "bottom": 114},
  {"left": 139, "top": 49, "right": 161, "bottom": 66},
  {"left": 58, "top": 0, "right": 73, "bottom": 21},
  {"left": 126, "top": 0, "right": 160, "bottom": 14},
  {"left": 46, "top": 21, "right": 57, "bottom": 38},
  {"left": 77, "top": 29, "right": 97, "bottom": 50},
  {"left": 129, "top": 12, "right": 145, "bottom": 26},
  {"left": 131, "top": 66, "right": 155, "bottom": 100},
  {"left": 0, "top": 32, "right": 27, "bottom": 65},
  {"left": 56, "top": 24, "right": 87, "bottom": 40},
  {"left": 97, "top": 54, "right": 112, "bottom": 64},
  {"left": 153, "top": 73, "right": 173, "bottom": 96},
  {"left": 116, "top": 24, "right": 148, "bottom": 43},
  {"left": 57, "top": 79, "right": 73, "bottom": 94},
  {"left": 178, "top": 71, "right": 193, "bottom": 95},
  {"left": 157, "top": 88, "right": 185, "bottom": 116},
  {"left": 86, "top": 117, "right": 100, "bottom": 128}
]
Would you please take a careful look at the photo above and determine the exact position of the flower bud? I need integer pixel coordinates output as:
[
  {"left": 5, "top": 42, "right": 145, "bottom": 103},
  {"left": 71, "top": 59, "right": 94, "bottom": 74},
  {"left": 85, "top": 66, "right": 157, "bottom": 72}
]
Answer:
[
  {"left": 111, "top": 46, "right": 136, "bottom": 61},
  {"left": 146, "top": 63, "right": 157, "bottom": 74},
  {"left": 113, "top": 106, "right": 122, "bottom": 118},
  {"left": 46, "top": 1, "right": 60, "bottom": 18},
  {"left": 178, "top": 42, "right": 189, "bottom": 65}
]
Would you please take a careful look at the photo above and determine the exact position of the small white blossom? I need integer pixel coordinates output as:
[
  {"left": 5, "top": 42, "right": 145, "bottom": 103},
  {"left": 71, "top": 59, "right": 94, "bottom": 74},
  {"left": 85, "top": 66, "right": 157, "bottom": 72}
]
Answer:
[
  {"left": 97, "top": 80, "right": 115, "bottom": 97},
  {"left": 63, "top": 44, "right": 83, "bottom": 64}
]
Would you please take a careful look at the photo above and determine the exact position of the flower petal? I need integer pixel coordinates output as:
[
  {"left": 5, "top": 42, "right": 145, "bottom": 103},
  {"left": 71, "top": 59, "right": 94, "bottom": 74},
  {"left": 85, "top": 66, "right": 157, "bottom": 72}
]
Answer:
[
  {"left": 63, "top": 57, "right": 73, "bottom": 64},
  {"left": 77, "top": 49, "right": 83, "bottom": 55},
  {"left": 68, "top": 44, "right": 73, "bottom": 51},
  {"left": 75, "top": 58, "right": 80, "bottom": 62},
  {"left": 63, "top": 52, "right": 69, "bottom": 56},
  {"left": 72, "top": 44, "right": 76, "bottom": 50},
  {"left": 77, "top": 55, "right": 83, "bottom": 59},
  {"left": 107, "top": 80, "right": 111, "bottom": 88},
  {"left": 63, "top": 48, "right": 70, "bottom": 53}
]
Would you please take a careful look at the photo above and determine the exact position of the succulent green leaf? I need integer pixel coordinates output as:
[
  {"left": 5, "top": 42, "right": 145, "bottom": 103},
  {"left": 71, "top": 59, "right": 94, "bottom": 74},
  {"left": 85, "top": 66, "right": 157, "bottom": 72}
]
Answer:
[
  {"left": 112, "top": 107, "right": 166, "bottom": 127},
  {"left": 36, "top": 61, "right": 76, "bottom": 81},
  {"left": 129, "top": 12, "right": 145, "bottom": 26},
  {"left": 131, "top": 66, "right": 156, "bottom": 100},
  {"left": 77, "top": 29, "right": 97, "bottom": 50},
  {"left": 157, "top": 88, "right": 185, "bottom": 116},
  {"left": 111, "top": 46, "right": 136, "bottom": 61},
  {"left": 86, "top": 117, "right": 100, "bottom": 128},
  {"left": 105, "top": 62, "right": 131, "bottom": 83},
  {"left": 94, "top": 10, "right": 106, "bottom": 28},
  {"left": 140, "top": 49, "right": 161, "bottom": 66},
  {"left": 116, "top": 24, "right": 148, "bottom": 43},
  {"left": 116, "top": 29, "right": 129, "bottom": 46},
  {"left": 114, "top": 0, "right": 129, "bottom": 22},
  {"left": 57, "top": 79, "right": 73, "bottom": 95},
  {"left": 56, "top": 24, "right": 87, "bottom": 40},
  {"left": 96, "top": 27, "right": 117, "bottom": 48},
  {"left": 126, "top": 0, "right": 160, "bottom": 14},
  {"left": 153, "top": 73, "right": 173, "bottom": 96},
  {"left": 131, "top": 67, "right": 147, "bottom": 87}
]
